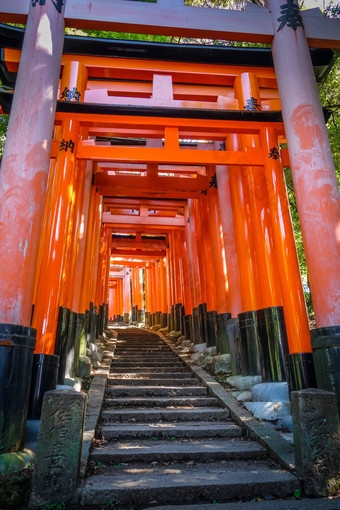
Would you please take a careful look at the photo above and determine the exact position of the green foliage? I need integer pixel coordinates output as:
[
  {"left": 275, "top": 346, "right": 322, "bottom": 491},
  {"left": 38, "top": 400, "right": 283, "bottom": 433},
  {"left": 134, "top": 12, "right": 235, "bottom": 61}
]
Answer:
[{"left": 0, "top": 114, "right": 9, "bottom": 159}]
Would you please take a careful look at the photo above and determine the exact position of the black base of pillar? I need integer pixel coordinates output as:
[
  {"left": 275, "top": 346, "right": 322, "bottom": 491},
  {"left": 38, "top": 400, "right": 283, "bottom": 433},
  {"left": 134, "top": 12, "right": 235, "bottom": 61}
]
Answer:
[
  {"left": 206, "top": 311, "right": 218, "bottom": 348},
  {"left": 238, "top": 310, "right": 261, "bottom": 376},
  {"left": 311, "top": 325, "right": 340, "bottom": 412},
  {"left": 257, "top": 306, "right": 289, "bottom": 382},
  {"left": 155, "top": 311, "right": 161, "bottom": 325},
  {"left": 285, "top": 352, "right": 317, "bottom": 392},
  {"left": 227, "top": 318, "right": 241, "bottom": 376},
  {"left": 28, "top": 353, "right": 59, "bottom": 420},
  {"left": 192, "top": 307, "right": 202, "bottom": 345},
  {"left": 216, "top": 313, "right": 232, "bottom": 354},
  {"left": 198, "top": 303, "right": 207, "bottom": 344},
  {"left": 0, "top": 323, "right": 36, "bottom": 453},
  {"left": 161, "top": 313, "right": 168, "bottom": 328},
  {"left": 54, "top": 307, "right": 70, "bottom": 385},
  {"left": 184, "top": 314, "right": 192, "bottom": 341}
]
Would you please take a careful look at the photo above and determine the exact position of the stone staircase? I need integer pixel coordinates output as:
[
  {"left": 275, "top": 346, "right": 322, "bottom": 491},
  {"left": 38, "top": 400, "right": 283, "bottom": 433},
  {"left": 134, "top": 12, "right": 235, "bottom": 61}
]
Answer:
[{"left": 81, "top": 328, "right": 299, "bottom": 509}]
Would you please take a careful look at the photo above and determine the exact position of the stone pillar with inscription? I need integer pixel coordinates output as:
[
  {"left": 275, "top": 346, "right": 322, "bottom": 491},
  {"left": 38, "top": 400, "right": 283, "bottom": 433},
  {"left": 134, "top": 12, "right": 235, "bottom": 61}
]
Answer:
[{"left": 29, "top": 389, "right": 86, "bottom": 508}]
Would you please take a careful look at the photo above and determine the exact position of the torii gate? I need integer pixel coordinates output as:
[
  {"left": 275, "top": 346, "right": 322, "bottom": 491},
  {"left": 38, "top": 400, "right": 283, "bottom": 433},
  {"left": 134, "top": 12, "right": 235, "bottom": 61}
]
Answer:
[{"left": 0, "top": 0, "right": 339, "bottom": 453}]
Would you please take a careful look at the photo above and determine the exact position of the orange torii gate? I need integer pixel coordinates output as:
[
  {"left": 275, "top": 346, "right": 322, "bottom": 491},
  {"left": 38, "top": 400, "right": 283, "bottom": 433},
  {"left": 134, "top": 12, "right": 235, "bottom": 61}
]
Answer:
[{"left": 0, "top": 0, "right": 339, "bottom": 455}]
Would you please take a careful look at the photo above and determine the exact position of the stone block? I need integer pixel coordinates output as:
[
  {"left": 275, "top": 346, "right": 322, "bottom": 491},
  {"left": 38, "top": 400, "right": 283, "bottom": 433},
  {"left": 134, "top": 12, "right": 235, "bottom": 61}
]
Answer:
[
  {"left": 291, "top": 388, "right": 340, "bottom": 496},
  {"left": 194, "top": 343, "right": 206, "bottom": 353},
  {"left": 204, "top": 346, "right": 217, "bottom": 356},
  {"left": 64, "top": 377, "right": 82, "bottom": 392},
  {"left": 78, "top": 355, "right": 91, "bottom": 378},
  {"left": 236, "top": 391, "right": 252, "bottom": 402},
  {"left": 213, "top": 354, "right": 231, "bottom": 374},
  {"left": 252, "top": 382, "right": 290, "bottom": 403},
  {"left": 244, "top": 401, "right": 291, "bottom": 421},
  {"left": 227, "top": 375, "right": 262, "bottom": 391},
  {"left": 29, "top": 390, "right": 86, "bottom": 508}
]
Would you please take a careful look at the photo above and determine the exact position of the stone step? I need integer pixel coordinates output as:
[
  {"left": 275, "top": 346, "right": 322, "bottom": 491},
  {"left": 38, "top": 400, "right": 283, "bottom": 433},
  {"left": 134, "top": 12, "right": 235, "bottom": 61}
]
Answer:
[
  {"left": 113, "top": 356, "right": 179, "bottom": 361},
  {"left": 98, "top": 421, "right": 243, "bottom": 440},
  {"left": 111, "top": 367, "right": 189, "bottom": 373},
  {"left": 81, "top": 461, "right": 299, "bottom": 508},
  {"left": 109, "top": 372, "right": 193, "bottom": 379},
  {"left": 103, "top": 397, "right": 219, "bottom": 408},
  {"left": 108, "top": 378, "right": 199, "bottom": 386},
  {"left": 106, "top": 386, "right": 208, "bottom": 397},
  {"left": 90, "top": 438, "right": 267, "bottom": 464},
  {"left": 101, "top": 407, "right": 230, "bottom": 423},
  {"left": 113, "top": 358, "right": 184, "bottom": 367}
]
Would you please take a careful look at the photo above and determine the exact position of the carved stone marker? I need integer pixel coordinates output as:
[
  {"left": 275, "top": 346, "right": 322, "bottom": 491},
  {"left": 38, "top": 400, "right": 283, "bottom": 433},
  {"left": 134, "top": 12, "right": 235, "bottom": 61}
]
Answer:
[
  {"left": 291, "top": 388, "right": 340, "bottom": 496},
  {"left": 29, "top": 390, "right": 86, "bottom": 508}
]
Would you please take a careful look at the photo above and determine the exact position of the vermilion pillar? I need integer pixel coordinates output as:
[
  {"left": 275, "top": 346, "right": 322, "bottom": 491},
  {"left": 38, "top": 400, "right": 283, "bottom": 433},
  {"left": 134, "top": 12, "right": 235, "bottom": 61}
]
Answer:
[
  {"left": 260, "top": 127, "right": 311, "bottom": 354},
  {"left": 206, "top": 184, "right": 230, "bottom": 313},
  {"left": 123, "top": 270, "right": 132, "bottom": 316},
  {"left": 72, "top": 161, "right": 93, "bottom": 312},
  {"left": 190, "top": 199, "right": 208, "bottom": 306},
  {"left": 185, "top": 204, "right": 201, "bottom": 308},
  {"left": 109, "top": 285, "right": 115, "bottom": 320},
  {"left": 215, "top": 158, "right": 242, "bottom": 317},
  {"left": 225, "top": 134, "right": 260, "bottom": 313},
  {"left": 234, "top": 73, "right": 282, "bottom": 310},
  {"left": 198, "top": 196, "right": 217, "bottom": 311},
  {"left": 267, "top": 0, "right": 340, "bottom": 327},
  {"left": 89, "top": 198, "right": 103, "bottom": 305},
  {"left": 0, "top": 0, "right": 65, "bottom": 326},
  {"left": 172, "top": 230, "right": 184, "bottom": 305},
  {"left": 179, "top": 230, "right": 192, "bottom": 313},
  {"left": 32, "top": 117, "right": 81, "bottom": 354},
  {"left": 79, "top": 186, "right": 100, "bottom": 313},
  {"left": 159, "top": 258, "right": 168, "bottom": 313},
  {"left": 154, "top": 261, "right": 161, "bottom": 312}
]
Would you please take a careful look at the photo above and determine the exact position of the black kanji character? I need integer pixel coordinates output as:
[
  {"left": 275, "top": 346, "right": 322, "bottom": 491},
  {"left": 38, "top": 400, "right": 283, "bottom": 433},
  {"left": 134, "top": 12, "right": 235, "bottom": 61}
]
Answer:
[
  {"left": 59, "top": 139, "right": 66, "bottom": 151},
  {"left": 219, "top": 142, "right": 226, "bottom": 151},
  {"left": 277, "top": 0, "right": 304, "bottom": 32},
  {"left": 61, "top": 87, "right": 81, "bottom": 102},
  {"left": 269, "top": 147, "right": 280, "bottom": 160},
  {"left": 209, "top": 173, "right": 217, "bottom": 189},
  {"left": 200, "top": 190, "right": 208, "bottom": 196},
  {"left": 65, "top": 140, "right": 75, "bottom": 153},
  {"left": 244, "top": 97, "right": 262, "bottom": 112},
  {"left": 32, "top": 0, "right": 45, "bottom": 7}
]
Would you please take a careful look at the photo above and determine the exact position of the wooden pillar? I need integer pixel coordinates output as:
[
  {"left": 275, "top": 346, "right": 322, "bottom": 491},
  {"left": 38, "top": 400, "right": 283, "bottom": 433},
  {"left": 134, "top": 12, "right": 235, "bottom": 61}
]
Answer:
[
  {"left": 79, "top": 185, "right": 100, "bottom": 313},
  {"left": 226, "top": 134, "right": 260, "bottom": 313},
  {"left": 260, "top": 127, "right": 311, "bottom": 353},
  {"left": 32, "top": 116, "right": 81, "bottom": 354},
  {"left": 234, "top": 72, "right": 282, "bottom": 310},
  {"left": 267, "top": 0, "right": 340, "bottom": 327},
  {"left": 159, "top": 258, "right": 168, "bottom": 313},
  {"left": 206, "top": 183, "right": 230, "bottom": 313},
  {"left": 123, "top": 270, "right": 132, "bottom": 315},
  {"left": 215, "top": 151, "right": 242, "bottom": 318},
  {"left": 72, "top": 161, "right": 93, "bottom": 313},
  {"left": 172, "top": 230, "right": 184, "bottom": 305},
  {"left": 179, "top": 230, "right": 192, "bottom": 313},
  {"left": 188, "top": 200, "right": 203, "bottom": 307},
  {"left": 198, "top": 195, "right": 217, "bottom": 311},
  {"left": 0, "top": 0, "right": 65, "bottom": 326}
]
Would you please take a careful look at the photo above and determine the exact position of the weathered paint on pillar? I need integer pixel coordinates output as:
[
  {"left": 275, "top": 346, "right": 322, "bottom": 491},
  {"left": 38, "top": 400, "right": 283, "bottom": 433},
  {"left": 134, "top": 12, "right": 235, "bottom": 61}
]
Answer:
[
  {"left": 260, "top": 127, "right": 311, "bottom": 353},
  {"left": 267, "top": 0, "right": 340, "bottom": 326},
  {"left": 32, "top": 118, "right": 80, "bottom": 354},
  {"left": 215, "top": 155, "right": 242, "bottom": 318},
  {"left": 0, "top": 0, "right": 66, "bottom": 325}
]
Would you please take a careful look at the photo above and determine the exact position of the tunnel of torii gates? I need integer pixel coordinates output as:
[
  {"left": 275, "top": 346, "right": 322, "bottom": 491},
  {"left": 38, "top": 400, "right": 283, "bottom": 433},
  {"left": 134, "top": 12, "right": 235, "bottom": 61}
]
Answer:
[{"left": 0, "top": 0, "right": 339, "bottom": 452}]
